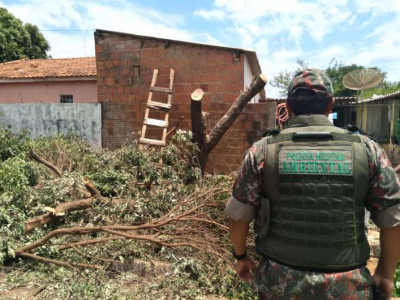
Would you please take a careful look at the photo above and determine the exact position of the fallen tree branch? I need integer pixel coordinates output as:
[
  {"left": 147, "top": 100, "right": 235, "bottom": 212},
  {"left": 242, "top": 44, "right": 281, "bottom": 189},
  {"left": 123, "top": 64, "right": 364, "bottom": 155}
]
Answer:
[
  {"left": 25, "top": 177, "right": 111, "bottom": 233},
  {"left": 102, "top": 228, "right": 226, "bottom": 260},
  {"left": 16, "top": 188, "right": 230, "bottom": 268},
  {"left": 24, "top": 197, "right": 96, "bottom": 233},
  {"left": 58, "top": 236, "right": 125, "bottom": 251},
  {"left": 18, "top": 252, "right": 101, "bottom": 269},
  {"left": 31, "top": 285, "right": 47, "bottom": 297},
  {"left": 28, "top": 149, "right": 62, "bottom": 177}
]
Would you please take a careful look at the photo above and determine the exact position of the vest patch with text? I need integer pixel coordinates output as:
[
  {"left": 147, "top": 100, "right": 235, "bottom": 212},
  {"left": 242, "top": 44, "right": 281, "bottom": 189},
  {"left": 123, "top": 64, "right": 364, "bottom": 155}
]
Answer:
[{"left": 278, "top": 146, "right": 353, "bottom": 176}]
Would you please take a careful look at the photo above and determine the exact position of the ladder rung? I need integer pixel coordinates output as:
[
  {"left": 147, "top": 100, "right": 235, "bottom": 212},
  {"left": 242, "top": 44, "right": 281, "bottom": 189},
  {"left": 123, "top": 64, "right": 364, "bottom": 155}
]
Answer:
[
  {"left": 147, "top": 101, "right": 171, "bottom": 110},
  {"left": 150, "top": 87, "right": 172, "bottom": 93},
  {"left": 140, "top": 138, "right": 166, "bottom": 146},
  {"left": 144, "top": 118, "right": 168, "bottom": 128}
]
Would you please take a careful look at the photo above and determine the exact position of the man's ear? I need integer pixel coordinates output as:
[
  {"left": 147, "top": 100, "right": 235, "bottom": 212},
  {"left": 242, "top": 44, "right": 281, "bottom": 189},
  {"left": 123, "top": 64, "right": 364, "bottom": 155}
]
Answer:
[
  {"left": 286, "top": 100, "right": 295, "bottom": 117},
  {"left": 324, "top": 97, "right": 335, "bottom": 116}
]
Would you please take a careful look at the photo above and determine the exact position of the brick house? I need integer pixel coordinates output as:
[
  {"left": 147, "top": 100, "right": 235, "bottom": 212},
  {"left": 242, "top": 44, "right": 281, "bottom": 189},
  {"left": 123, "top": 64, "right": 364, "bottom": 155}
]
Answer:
[
  {"left": 0, "top": 57, "right": 97, "bottom": 103},
  {"left": 95, "top": 29, "right": 275, "bottom": 173}
]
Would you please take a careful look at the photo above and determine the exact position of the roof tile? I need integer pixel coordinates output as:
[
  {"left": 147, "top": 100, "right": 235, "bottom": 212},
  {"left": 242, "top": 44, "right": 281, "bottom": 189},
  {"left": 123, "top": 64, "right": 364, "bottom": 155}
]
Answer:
[{"left": 0, "top": 57, "right": 96, "bottom": 80}]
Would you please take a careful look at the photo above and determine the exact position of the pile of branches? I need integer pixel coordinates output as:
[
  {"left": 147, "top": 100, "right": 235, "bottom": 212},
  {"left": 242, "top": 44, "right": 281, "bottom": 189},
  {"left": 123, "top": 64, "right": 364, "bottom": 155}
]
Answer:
[
  {"left": 0, "top": 130, "right": 233, "bottom": 271},
  {"left": 17, "top": 160, "right": 229, "bottom": 269}
]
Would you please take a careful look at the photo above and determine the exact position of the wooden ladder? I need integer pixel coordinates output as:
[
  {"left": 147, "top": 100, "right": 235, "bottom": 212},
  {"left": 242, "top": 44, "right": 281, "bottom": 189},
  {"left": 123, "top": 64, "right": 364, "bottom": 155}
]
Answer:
[{"left": 140, "top": 68, "right": 174, "bottom": 147}]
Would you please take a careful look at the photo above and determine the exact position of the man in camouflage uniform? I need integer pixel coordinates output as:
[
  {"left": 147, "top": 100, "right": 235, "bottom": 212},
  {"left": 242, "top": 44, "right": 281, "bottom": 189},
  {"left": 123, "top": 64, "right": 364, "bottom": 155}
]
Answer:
[{"left": 225, "top": 69, "right": 400, "bottom": 299}]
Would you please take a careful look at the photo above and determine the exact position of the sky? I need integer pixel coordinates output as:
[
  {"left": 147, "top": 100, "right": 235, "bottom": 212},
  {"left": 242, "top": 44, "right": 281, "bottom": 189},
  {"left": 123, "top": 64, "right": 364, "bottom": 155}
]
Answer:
[{"left": 1, "top": 0, "right": 400, "bottom": 97}]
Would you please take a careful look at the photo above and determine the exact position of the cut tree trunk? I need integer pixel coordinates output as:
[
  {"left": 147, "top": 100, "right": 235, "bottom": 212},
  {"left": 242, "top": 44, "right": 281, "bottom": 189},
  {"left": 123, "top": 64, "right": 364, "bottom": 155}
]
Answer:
[{"left": 191, "top": 74, "right": 268, "bottom": 173}]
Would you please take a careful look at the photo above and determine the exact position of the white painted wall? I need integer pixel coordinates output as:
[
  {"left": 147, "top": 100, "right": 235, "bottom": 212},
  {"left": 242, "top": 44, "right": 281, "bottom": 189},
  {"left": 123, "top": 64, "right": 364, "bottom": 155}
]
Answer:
[
  {"left": 0, "top": 103, "right": 102, "bottom": 147},
  {"left": 244, "top": 55, "right": 261, "bottom": 103}
]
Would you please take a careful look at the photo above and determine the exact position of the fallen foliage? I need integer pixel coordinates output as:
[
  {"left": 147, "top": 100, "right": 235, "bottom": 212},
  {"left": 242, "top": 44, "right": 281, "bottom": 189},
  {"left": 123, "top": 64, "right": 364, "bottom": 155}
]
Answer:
[{"left": 0, "top": 128, "right": 257, "bottom": 299}]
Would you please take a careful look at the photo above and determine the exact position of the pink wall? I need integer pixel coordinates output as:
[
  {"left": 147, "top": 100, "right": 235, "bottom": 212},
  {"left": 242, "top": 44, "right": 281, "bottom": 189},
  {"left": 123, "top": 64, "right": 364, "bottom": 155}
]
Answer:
[{"left": 0, "top": 80, "right": 98, "bottom": 103}]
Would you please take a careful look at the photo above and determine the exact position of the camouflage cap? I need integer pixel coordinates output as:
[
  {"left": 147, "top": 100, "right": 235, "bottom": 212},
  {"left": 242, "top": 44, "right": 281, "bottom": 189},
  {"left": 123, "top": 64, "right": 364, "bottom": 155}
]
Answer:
[{"left": 287, "top": 68, "right": 334, "bottom": 97}]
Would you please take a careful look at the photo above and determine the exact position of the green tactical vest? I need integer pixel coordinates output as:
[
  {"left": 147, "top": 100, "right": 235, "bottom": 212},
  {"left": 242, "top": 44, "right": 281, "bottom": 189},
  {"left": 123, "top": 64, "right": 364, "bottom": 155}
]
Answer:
[{"left": 255, "top": 115, "right": 370, "bottom": 271}]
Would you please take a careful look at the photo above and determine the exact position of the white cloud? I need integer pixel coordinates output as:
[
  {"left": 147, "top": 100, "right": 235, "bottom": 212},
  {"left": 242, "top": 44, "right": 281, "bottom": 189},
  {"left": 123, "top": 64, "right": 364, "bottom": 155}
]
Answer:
[
  {"left": 193, "top": 9, "right": 225, "bottom": 21},
  {"left": 194, "top": 0, "right": 400, "bottom": 96},
  {"left": 354, "top": 0, "right": 400, "bottom": 14},
  {"left": 44, "top": 31, "right": 95, "bottom": 58},
  {"left": 1, "top": 0, "right": 200, "bottom": 58},
  {"left": 2, "top": 0, "right": 400, "bottom": 92},
  {"left": 2, "top": 0, "right": 83, "bottom": 29},
  {"left": 314, "top": 46, "right": 347, "bottom": 63},
  {"left": 198, "top": 0, "right": 351, "bottom": 46},
  {"left": 200, "top": 33, "right": 224, "bottom": 46}
]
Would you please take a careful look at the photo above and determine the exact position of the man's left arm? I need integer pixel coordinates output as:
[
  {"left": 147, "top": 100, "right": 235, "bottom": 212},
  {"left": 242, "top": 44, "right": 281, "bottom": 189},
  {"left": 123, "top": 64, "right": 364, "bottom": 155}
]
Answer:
[
  {"left": 374, "top": 226, "right": 400, "bottom": 296},
  {"left": 364, "top": 137, "right": 400, "bottom": 296}
]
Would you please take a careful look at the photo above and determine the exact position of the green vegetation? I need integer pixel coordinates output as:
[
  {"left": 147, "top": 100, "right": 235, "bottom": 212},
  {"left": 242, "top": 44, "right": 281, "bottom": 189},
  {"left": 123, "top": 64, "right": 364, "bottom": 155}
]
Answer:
[
  {"left": 395, "top": 263, "right": 400, "bottom": 297},
  {"left": 0, "top": 7, "right": 50, "bottom": 62},
  {"left": 270, "top": 58, "right": 399, "bottom": 99},
  {"left": 1, "top": 126, "right": 398, "bottom": 299},
  {"left": 0, "top": 127, "right": 257, "bottom": 299}
]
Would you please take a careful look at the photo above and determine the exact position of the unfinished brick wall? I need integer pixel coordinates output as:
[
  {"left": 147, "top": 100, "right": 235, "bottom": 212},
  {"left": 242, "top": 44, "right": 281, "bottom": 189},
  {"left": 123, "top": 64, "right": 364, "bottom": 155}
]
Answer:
[{"left": 95, "top": 31, "right": 275, "bottom": 173}]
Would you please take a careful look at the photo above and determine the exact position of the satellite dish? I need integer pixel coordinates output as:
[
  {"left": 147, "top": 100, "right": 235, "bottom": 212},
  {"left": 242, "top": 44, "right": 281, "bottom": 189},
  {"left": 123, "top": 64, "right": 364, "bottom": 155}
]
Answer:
[{"left": 343, "top": 68, "right": 384, "bottom": 99}]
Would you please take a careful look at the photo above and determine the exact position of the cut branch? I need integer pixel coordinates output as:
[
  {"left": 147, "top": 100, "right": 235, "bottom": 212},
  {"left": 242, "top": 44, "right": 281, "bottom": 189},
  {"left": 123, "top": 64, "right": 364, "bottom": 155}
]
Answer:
[
  {"left": 207, "top": 74, "right": 268, "bottom": 152},
  {"left": 24, "top": 197, "right": 96, "bottom": 233},
  {"left": 166, "top": 115, "right": 185, "bottom": 137},
  {"left": 28, "top": 149, "right": 62, "bottom": 177},
  {"left": 58, "top": 236, "right": 124, "bottom": 251},
  {"left": 84, "top": 178, "right": 108, "bottom": 203},
  {"left": 191, "top": 74, "right": 268, "bottom": 173},
  {"left": 18, "top": 252, "right": 101, "bottom": 269}
]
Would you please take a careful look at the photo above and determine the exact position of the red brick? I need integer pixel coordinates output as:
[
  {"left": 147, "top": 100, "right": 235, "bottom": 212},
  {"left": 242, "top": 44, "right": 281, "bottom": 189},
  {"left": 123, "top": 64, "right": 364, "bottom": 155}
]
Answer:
[{"left": 96, "top": 32, "right": 276, "bottom": 173}]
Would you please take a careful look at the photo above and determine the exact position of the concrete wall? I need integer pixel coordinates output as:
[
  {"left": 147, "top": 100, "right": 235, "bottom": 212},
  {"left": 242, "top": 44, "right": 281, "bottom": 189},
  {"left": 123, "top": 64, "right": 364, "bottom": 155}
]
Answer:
[
  {"left": 0, "top": 103, "right": 102, "bottom": 147},
  {"left": 244, "top": 55, "right": 261, "bottom": 103},
  {"left": 96, "top": 31, "right": 274, "bottom": 173},
  {"left": 0, "top": 80, "right": 98, "bottom": 103}
]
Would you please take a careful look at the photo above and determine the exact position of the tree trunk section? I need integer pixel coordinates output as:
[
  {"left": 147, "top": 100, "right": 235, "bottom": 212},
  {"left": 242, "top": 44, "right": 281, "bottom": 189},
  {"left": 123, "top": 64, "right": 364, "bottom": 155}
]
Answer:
[
  {"left": 190, "top": 74, "right": 268, "bottom": 174},
  {"left": 190, "top": 89, "right": 208, "bottom": 172}
]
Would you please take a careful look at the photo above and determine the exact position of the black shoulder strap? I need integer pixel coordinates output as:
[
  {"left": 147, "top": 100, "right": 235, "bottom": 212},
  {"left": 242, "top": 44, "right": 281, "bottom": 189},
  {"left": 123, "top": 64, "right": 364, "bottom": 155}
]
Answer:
[
  {"left": 343, "top": 124, "right": 378, "bottom": 143},
  {"left": 262, "top": 128, "right": 280, "bottom": 137}
]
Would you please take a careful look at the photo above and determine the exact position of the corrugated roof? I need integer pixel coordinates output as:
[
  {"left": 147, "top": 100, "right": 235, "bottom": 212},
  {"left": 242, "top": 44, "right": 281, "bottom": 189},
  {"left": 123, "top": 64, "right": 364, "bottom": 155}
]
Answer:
[
  {"left": 0, "top": 57, "right": 96, "bottom": 80},
  {"left": 266, "top": 91, "right": 400, "bottom": 106},
  {"left": 358, "top": 89, "right": 400, "bottom": 103},
  {"left": 265, "top": 96, "right": 359, "bottom": 103}
]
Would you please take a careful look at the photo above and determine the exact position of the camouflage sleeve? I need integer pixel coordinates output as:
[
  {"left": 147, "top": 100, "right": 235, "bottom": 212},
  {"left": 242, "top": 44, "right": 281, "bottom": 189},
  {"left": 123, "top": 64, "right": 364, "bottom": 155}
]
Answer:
[
  {"left": 224, "top": 140, "right": 265, "bottom": 222},
  {"left": 363, "top": 136, "right": 400, "bottom": 229}
]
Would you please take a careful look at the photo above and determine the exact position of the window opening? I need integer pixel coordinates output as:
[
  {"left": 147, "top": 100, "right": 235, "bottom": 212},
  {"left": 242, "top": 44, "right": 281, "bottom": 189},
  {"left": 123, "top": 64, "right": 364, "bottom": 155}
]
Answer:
[{"left": 60, "top": 94, "right": 73, "bottom": 103}]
